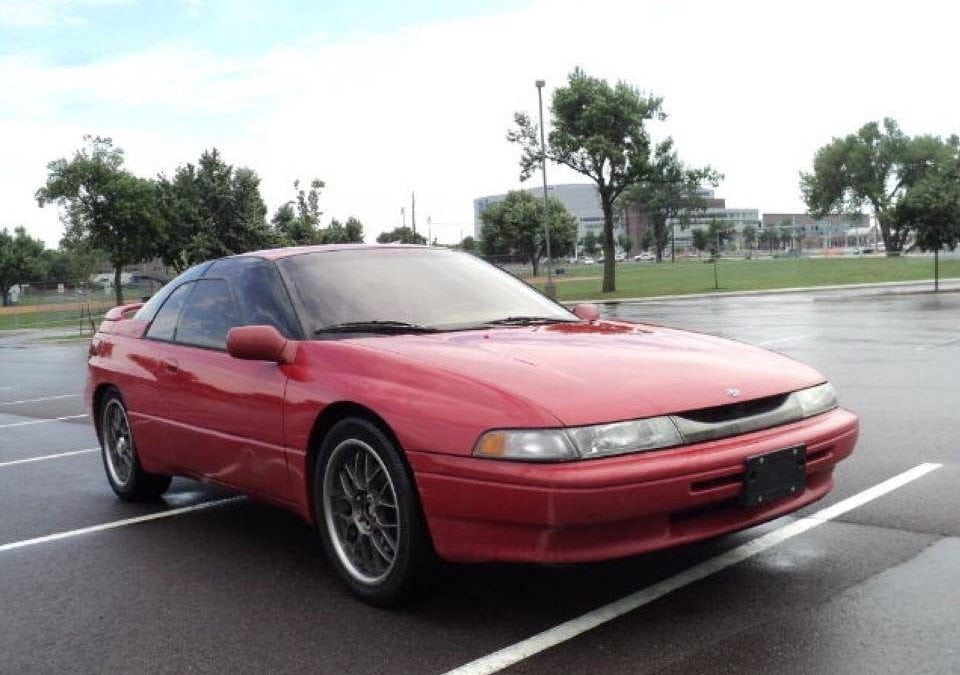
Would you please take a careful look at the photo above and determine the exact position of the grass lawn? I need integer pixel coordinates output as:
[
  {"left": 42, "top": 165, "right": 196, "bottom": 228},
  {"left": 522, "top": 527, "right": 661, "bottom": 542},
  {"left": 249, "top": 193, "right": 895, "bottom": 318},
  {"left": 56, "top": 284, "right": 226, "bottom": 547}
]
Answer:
[
  {"left": 0, "top": 307, "right": 105, "bottom": 331},
  {"left": 531, "top": 256, "right": 960, "bottom": 301}
]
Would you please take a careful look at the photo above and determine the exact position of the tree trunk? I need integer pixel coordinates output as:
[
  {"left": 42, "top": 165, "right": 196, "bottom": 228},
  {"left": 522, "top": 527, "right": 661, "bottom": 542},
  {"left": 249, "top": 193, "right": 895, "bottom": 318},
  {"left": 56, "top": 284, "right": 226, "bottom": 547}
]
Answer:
[
  {"left": 531, "top": 254, "right": 539, "bottom": 278},
  {"left": 877, "top": 211, "right": 903, "bottom": 257},
  {"left": 601, "top": 193, "right": 616, "bottom": 293},
  {"left": 113, "top": 265, "right": 124, "bottom": 306},
  {"left": 0, "top": 285, "right": 9, "bottom": 307},
  {"left": 934, "top": 248, "right": 939, "bottom": 292}
]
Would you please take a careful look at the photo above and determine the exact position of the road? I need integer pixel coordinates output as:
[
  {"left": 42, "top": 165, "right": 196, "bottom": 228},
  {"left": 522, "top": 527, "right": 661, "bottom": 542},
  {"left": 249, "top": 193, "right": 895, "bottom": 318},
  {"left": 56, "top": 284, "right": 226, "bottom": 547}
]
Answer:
[{"left": 1, "top": 287, "right": 958, "bottom": 674}]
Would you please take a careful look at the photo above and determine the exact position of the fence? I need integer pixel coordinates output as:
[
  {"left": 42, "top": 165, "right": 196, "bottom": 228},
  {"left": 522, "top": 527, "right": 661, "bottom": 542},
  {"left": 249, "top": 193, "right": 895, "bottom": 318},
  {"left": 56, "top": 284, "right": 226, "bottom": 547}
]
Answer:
[{"left": 0, "top": 279, "right": 164, "bottom": 333}]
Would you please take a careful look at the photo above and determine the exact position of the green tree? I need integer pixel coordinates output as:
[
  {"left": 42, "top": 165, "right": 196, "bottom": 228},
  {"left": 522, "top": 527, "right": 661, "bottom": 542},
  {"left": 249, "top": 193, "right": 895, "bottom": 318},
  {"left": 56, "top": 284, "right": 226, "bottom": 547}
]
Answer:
[
  {"left": 459, "top": 235, "right": 478, "bottom": 252},
  {"left": 893, "top": 168, "right": 960, "bottom": 290},
  {"left": 741, "top": 224, "right": 758, "bottom": 257},
  {"left": 0, "top": 227, "right": 46, "bottom": 306},
  {"left": 619, "top": 140, "right": 721, "bottom": 262},
  {"left": 36, "top": 136, "right": 161, "bottom": 304},
  {"left": 377, "top": 226, "right": 427, "bottom": 245},
  {"left": 691, "top": 228, "right": 708, "bottom": 260},
  {"left": 617, "top": 234, "right": 633, "bottom": 255},
  {"left": 581, "top": 231, "right": 598, "bottom": 256},
  {"left": 479, "top": 190, "right": 576, "bottom": 275},
  {"left": 638, "top": 230, "right": 653, "bottom": 251},
  {"left": 272, "top": 178, "right": 326, "bottom": 245},
  {"left": 39, "top": 247, "right": 100, "bottom": 284},
  {"left": 759, "top": 227, "right": 776, "bottom": 254},
  {"left": 321, "top": 217, "right": 365, "bottom": 244},
  {"left": 706, "top": 220, "right": 734, "bottom": 257},
  {"left": 156, "top": 149, "right": 273, "bottom": 272},
  {"left": 801, "top": 118, "right": 959, "bottom": 256},
  {"left": 510, "top": 68, "right": 666, "bottom": 292}
]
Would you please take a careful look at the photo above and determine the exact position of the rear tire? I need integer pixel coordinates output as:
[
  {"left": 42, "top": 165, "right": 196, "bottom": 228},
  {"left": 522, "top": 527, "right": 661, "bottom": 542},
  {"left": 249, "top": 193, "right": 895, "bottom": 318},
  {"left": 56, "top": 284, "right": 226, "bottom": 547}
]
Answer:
[
  {"left": 314, "top": 417, "right": 431, "bottom": 606},
  {"left": 99, "top": 389, "right": 171, "bottom": 501}
]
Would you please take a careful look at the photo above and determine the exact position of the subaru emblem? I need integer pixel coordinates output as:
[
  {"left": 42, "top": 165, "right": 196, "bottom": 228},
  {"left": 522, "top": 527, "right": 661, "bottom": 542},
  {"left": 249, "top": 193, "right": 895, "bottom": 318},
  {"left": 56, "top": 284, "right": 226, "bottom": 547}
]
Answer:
[{"left": 725, "top": 387, "right": 741, "bottom": 398}]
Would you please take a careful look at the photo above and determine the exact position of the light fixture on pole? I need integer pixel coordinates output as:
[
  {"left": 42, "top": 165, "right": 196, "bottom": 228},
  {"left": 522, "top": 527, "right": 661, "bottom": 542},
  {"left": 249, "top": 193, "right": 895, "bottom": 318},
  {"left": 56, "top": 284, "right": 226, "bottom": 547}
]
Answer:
[{"left": 535, "top": 79, "right": 556, "bottom": 300}]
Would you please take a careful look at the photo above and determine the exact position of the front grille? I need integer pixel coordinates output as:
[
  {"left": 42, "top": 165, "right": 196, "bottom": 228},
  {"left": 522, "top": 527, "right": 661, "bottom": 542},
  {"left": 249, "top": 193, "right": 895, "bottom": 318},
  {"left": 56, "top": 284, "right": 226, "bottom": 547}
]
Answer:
[
  {"left": 677, "top": 393, "right": 790, "bottom": 424},
  {"left": 670, "top": 393, "right": 804, "bottom": 444}
]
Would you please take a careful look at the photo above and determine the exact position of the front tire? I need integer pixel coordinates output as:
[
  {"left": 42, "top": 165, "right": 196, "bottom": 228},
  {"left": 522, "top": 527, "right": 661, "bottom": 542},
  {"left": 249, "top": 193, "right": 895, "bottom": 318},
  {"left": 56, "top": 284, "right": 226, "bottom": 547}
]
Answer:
[
  {"left": 314, "top": 418, "right": 430, "bottom": 605},
  {"left": 99, "top": 389, "right": 171, "bottom": 501}
]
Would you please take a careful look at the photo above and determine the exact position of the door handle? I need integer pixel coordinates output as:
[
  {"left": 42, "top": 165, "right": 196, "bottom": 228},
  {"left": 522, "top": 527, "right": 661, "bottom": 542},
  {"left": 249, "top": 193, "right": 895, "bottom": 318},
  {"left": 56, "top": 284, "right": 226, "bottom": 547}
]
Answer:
[{"left": 162, "top": 358, "right": 179, "bottom": 373}]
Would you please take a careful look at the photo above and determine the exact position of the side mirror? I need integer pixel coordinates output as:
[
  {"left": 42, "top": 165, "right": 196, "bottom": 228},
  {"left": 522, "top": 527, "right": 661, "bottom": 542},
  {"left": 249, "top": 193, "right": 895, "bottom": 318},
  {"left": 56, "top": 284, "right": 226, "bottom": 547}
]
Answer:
[
  {"left": 572, "top": 303, "right": 600, "bottom": 321},
  {"left": 227, "top": 325, "right": 294, "bottom": 364}
]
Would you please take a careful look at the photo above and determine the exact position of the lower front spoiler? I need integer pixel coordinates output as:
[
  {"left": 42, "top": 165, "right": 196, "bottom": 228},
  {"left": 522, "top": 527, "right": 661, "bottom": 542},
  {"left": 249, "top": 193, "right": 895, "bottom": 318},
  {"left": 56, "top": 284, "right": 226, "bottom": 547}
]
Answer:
[{"left": 409, "top": 408, "right": 858, "bottom": 563}]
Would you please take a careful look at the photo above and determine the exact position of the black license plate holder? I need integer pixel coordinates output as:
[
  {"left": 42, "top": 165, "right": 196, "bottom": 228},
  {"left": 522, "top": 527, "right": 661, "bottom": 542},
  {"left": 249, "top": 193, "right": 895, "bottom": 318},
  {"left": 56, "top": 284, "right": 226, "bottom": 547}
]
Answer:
[{"left": 741, "top": 445, "right": 806, "bottom": 507}]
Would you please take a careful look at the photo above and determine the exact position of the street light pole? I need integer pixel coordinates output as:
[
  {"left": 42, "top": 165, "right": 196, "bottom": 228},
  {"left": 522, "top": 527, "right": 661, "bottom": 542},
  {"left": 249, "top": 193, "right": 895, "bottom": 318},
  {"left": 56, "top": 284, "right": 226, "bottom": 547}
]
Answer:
[{"left": 536, "top": 79, "right": 556, "bottom": 300}]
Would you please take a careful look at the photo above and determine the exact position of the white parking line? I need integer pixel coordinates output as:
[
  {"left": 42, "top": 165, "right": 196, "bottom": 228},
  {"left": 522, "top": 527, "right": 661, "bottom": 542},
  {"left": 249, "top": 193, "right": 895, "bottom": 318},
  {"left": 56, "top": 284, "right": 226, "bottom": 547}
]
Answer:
[
  {"left": 443, "top": 462, "right": 943, "bottom": 675},
  {"left": 756, "top": 333, "right": 816, "bottom": 347},
  {"left": 0, "top": 448, "right": 98, "bottom": 469},
  {"left": 0, "top": 414, "right": 88, "bottom": 429},
  {"left": 0, "top": 394, "right": 80, "bottom": 406},
  {"left": 0, "top": 497, "right": 246, "bottom": 555}
]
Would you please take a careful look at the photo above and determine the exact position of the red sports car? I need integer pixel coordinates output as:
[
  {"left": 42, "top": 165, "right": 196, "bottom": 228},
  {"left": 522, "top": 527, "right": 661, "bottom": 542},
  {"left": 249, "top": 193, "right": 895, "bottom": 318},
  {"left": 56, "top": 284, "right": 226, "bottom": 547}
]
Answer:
[{"left": 87, "top": 245, "right": 858, "bottom": 603}]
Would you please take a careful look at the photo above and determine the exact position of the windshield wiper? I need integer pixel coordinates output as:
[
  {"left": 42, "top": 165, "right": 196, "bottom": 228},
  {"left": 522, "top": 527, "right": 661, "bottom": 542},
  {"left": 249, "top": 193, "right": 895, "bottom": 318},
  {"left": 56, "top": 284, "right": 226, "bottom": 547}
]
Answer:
[
  {"left": 314, "top": 320, "right": 439, "bottom": 335},
  {"left": 483, "top": 316, "right": 576, "bottom": 326}
]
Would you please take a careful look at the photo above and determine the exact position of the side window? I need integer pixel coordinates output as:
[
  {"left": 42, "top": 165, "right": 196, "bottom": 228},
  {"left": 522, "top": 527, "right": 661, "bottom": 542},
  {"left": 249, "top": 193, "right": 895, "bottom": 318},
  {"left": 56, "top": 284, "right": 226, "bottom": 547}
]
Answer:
[
  {"left": 145, "top": 283, "right": 192, "bottom": 342},
  {"left": 174, "top": 279, "right": 240, "bottom": 350},
  {"left": 205, "top": 258, "right": 301, "bottom": 338},
  {"left": 134, "top": 261, "right": 211, "bottom": 323}
]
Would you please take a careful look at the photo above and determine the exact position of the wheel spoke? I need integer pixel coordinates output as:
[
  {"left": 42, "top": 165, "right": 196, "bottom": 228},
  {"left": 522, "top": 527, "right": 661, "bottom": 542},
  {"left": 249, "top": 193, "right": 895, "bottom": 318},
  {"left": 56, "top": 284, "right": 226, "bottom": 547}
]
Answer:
[
  {"left": 369, "top": 528, "right": 394, "bottom": 562},
  {"left": 338, "top": 471, "right": 356, "bottom": 498}
]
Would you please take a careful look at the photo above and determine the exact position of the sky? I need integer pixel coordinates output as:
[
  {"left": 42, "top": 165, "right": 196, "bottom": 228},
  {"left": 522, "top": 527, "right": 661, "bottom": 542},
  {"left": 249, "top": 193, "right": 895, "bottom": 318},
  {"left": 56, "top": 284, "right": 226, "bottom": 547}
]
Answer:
[{"left": 2, "top": 0, "right": 959, "bottom": 247}]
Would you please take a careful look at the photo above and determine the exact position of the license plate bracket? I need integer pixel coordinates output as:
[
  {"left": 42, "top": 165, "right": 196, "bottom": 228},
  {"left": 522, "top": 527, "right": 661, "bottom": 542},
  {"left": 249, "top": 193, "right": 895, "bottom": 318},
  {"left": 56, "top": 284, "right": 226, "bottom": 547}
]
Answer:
[{"left": 741, "top": 445, "right": 806, "bottom": 507}]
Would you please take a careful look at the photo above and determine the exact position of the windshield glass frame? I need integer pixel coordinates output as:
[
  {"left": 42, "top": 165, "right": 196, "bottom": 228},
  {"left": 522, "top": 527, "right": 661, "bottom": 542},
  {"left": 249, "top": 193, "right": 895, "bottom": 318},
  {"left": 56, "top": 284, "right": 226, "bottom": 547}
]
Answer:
[{"left": 275, "top": 247, "right": 578, "bottom": 337}]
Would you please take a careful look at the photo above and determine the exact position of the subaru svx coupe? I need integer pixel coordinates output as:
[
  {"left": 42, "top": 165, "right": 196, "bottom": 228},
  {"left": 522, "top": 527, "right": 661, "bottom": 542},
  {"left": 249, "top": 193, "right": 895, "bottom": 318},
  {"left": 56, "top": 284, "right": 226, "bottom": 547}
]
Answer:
[{"left": 87, "top": 245, "right": 858, "bottom": 604}]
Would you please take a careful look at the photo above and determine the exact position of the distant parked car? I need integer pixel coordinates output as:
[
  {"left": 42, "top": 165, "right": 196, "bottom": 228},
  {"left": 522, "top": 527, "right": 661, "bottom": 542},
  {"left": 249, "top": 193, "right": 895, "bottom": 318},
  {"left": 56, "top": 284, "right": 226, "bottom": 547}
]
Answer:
[
  {"left": 634, "top": 252, "right": 655, "bottom": 262},
  {"left": 615, "top": 253, "right": 626, "bottom": 262},
  {"left": 581, "top": 257, "right": 596, "bottom": 265}
]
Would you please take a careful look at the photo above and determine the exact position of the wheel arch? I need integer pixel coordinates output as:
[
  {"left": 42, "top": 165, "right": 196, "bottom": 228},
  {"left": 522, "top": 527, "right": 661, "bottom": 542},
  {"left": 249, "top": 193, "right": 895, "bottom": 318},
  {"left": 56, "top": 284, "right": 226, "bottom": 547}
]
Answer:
[
  {"left": 305, "top": 402, "right": 421, "bottom": 525},
  {"left": 91, "top": 382, "right": 119, "bottom": 443}
]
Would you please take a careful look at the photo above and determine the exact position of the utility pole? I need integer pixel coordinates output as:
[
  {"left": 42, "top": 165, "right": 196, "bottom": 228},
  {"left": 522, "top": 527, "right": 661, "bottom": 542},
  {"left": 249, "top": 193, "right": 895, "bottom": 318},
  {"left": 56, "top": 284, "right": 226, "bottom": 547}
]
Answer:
[
  {"left": 401, "top": 207, "right": 406, "bottom": 228},
  {"left": 536, "top": 79, "right": 556, "bottom": 300},
  {"left": 411, "top": 192, "right": 417, "bottom": 238}
]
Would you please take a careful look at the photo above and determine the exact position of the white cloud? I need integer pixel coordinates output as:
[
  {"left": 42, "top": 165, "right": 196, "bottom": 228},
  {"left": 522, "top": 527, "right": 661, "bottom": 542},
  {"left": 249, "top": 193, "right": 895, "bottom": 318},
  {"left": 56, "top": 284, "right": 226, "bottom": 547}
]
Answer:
[
  {"left": 0, "top": 0, "right": 130, "bottom": 28},
  {"left": 3, "top": 0, "right": 960, "bottom": 247}
]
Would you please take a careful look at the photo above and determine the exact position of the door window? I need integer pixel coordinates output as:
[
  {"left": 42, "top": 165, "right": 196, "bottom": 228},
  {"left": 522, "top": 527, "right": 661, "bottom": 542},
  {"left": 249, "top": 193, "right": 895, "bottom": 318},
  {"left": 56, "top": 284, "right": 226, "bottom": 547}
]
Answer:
[{"left": 174, "top": 279, "right": 241, "bottom": 350}]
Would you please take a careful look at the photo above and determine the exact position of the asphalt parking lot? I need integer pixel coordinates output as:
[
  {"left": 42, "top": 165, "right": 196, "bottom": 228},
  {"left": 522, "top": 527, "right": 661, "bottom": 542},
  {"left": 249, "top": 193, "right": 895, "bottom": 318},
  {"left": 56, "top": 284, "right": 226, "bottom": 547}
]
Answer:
[{"left": 1, "top": 285, "right": 959, "bottom": 674}]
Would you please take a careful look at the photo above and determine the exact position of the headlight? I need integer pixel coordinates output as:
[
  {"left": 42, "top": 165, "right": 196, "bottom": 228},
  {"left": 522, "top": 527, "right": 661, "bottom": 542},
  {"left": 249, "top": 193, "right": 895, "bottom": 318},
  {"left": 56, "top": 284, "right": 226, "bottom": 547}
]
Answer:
[
  {"left": 794, "top": 382, "right": 838, "bottom": 418},
  {"left": 474, "top": 417, "right": 681, "bottom": 462}
]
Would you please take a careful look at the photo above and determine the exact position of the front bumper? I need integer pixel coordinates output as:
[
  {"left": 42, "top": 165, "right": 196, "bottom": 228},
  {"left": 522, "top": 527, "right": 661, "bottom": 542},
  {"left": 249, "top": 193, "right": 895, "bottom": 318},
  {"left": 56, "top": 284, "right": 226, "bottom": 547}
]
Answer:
[{"left": 407, "top": 407, "right": 858, "bottom": 563}]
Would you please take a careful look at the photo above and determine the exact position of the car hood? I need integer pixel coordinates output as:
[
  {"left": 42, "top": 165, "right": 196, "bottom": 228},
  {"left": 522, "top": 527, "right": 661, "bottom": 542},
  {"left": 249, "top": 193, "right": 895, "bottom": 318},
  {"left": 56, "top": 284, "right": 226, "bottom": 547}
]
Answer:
[{"left": 352, "top": 321, "right": 825, "bottom": 427}]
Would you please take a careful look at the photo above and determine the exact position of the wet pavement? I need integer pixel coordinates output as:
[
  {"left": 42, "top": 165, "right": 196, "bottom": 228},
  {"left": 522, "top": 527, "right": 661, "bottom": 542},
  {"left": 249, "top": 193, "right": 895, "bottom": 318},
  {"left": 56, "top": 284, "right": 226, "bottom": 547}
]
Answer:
[{"left": 1, "top": 287, "right": 958, "bottom": 674}]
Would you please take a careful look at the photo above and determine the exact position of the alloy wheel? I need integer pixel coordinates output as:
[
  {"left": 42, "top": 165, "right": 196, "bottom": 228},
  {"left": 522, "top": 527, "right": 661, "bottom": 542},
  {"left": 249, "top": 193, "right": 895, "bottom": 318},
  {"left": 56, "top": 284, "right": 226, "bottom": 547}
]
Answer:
[
  {"left": 103, "top": 399, "right": 134, "bottom": 487},
  {"left": 322, "top": 439, "right": 401, "bottom": 585}
]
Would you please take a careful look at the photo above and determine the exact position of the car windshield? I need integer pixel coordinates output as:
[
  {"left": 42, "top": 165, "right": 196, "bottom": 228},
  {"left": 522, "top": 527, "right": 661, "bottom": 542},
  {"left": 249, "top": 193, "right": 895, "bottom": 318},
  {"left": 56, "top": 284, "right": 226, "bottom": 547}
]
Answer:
[{"left": 277, "top": 248, "right": 577, "bottom": 335}]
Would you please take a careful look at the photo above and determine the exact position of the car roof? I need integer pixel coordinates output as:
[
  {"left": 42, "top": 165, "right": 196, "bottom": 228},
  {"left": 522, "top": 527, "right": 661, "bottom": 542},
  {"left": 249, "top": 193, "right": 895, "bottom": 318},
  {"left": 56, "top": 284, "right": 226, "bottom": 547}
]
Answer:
[{"left": 238, "top": 243, "right": 429, "bottom": 260}]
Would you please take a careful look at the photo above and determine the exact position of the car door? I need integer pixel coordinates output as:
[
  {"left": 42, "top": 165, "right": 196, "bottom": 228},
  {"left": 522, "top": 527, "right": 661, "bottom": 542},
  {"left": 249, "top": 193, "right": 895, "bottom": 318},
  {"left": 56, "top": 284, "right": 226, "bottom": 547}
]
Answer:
[{"left": 163, "top": 259, "right": 301, "bottom": 502}]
